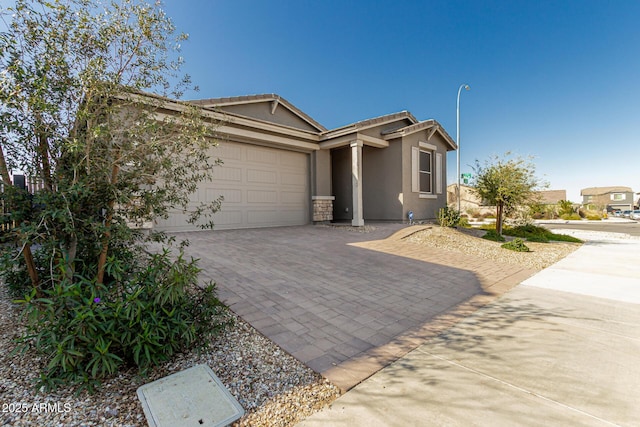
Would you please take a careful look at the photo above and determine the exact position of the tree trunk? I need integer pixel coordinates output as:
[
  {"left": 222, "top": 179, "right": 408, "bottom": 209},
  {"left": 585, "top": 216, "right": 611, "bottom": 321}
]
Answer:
[
  {"left": 496, "top": 202, "right": 504, "bottom": 235},
  {"left": 22, "top": 243, "right": 41, "bottom": 296},
  {"left": 0, "top": 142, "right": 41, "bottom": 295},
  {"left": 96, "top": 154, "right": 121, "bottom": 285},
  {"left": 35, "top": 116, "right": 53, "bottom": 191},
  {"left": 0, "top": 142, "right": 12, "bottom": 185}
]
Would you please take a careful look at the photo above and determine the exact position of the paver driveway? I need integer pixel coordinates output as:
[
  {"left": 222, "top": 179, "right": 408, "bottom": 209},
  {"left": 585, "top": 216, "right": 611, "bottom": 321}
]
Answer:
[{"left": 178, "top": 224, "right": 535, "bottom": 390}]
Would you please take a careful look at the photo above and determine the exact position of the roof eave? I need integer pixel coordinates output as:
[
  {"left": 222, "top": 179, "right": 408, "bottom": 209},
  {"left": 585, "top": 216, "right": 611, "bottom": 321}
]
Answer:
[
  {"left": 190, "top": 94, "right": 327, "bottom": 133},
  {"left": 322, "top": 111, "right": 418, "bottom": 139}
]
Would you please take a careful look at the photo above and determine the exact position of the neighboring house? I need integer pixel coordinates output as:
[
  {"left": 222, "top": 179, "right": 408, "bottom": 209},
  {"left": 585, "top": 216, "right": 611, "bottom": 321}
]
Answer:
[
  {"left": 580, "top": 186, "right": 635, "bottom": 212},
  {"left": 153, "top": 94, "right": 457, "bottom": 231},
  {"left": 532, "top": 189, "right": 569, "bottom": 217},
  {"left": 536, "top": 189, "right": 567, "bottom": 205}
]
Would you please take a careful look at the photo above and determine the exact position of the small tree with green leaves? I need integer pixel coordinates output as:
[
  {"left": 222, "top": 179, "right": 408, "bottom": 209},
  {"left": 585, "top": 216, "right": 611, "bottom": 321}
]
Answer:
[
  {"left": 471, "top": 153, "right": 547, "bottom": 236},
  {"left": 0, "top": 0, "right": 227, "bottom": 391}
]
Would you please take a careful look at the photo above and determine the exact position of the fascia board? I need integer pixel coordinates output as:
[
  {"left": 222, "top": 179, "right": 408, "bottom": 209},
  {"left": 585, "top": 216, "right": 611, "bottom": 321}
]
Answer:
[
  {"left": 153, "top": 111, "right": 320, "bottom": 152},
  {"left": 319, "top": 133, "right": 388, "bottom": 150},
  {"left": 120, "top": 92, "right": 322, "bottom": 142},
  {"left": 191, "top": 95, "right": 327, "bottom": 132},
  {"left": 322, "top": 113, "right": 417, "bottom": 139}
]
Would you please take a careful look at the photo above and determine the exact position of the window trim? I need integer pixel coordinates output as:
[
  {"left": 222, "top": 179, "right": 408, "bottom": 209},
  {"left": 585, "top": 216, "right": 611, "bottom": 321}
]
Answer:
[
  {"left": 419, "top": 149, "right": 433, "bottom": 194},
  {"left": 412, "top": 142, "right": 442, "bottom": 196}
]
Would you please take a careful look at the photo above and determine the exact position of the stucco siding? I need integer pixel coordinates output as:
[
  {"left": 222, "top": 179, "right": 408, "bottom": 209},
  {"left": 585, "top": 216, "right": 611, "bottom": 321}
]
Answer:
[
  {"left": 362, "top": 144, "right": 403, "bottom": 220},
  {"left": 312, "top": 149, "right": 332, "bottom": 196},
  {"left": 401, "top": 133, "right": 448, "bottom": 220},
  {"left": 220, "top": 103, "right": 319, "bottom": 132}
]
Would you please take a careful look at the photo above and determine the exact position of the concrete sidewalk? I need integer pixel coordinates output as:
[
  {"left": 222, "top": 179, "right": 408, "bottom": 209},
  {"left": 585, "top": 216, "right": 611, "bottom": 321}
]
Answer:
[{"left": 298, "top": 230, "right": 640, "bottom": 426}]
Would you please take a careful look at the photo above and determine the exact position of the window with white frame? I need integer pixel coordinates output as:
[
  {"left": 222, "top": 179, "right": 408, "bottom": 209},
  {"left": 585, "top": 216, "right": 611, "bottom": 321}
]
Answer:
[
  {"left": 412, "top": 142, "right": 442, "bottom": 197},
  {"left": 419, "top": 150, "right": 432, "bottom": 193},
  {"left": 611, "top": 193, "right": 625, "bottom": 201}
]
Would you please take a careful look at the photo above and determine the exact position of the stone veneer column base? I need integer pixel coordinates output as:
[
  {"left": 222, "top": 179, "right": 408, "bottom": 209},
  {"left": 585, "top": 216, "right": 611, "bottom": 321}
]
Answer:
[{"left": 312, "top": 196, "right": 335, "bottom": 223}]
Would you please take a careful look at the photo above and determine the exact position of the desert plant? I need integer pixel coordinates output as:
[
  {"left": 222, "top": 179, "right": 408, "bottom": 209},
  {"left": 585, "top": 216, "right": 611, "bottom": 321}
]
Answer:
[
  {"left": 503, "top": 224, "right": 544, "bottom": 240},
  {"left": 502, "top": 224, "right": 582, "bottom": 243},
  {"left": 482, "top": 229, "right": 505, "bottom": 242},
  {"left": 525, "top": 234, "right": 549, "bottom": 243},
  {"left": 560, "top": 213, "right": 581, "bottom": 220},
  {"left": 12, "top": 249, "right": 228, "bottom": 393},
  {"left": 558, "top": 200, "right": 575, "bottom": 216},
  {"left": 458, "top": 217, "right": 471, "bottom": 228},
  {"left": 437, "top": 207, "right": 460, "bottom": 227},
  {"left": 501, "top": 238, "right": 530, "bottom": 252}
]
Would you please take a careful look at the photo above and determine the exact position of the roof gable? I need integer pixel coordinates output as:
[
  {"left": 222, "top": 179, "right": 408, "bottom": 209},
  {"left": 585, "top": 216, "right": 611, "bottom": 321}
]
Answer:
[
  {"left": 382, "top": 119, "right": 457, "bottom": 151},
  {"left": 190, "top": 94, "right": 326, "bottom": 133},
  {"left": 581, "top": 186, "right": 633, "bottom": 196},
  {"left": 322, "top": 111, "right": 418, "bottom": 140}
]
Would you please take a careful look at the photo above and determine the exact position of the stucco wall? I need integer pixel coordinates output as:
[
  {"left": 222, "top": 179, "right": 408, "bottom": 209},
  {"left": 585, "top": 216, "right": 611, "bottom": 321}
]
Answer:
[
  {"left": 220, "top": 103, "right": 319, "bottom": 132},
  {"left": 312, "top": 150, "right": 332, "bottom": 196},
  {"left": 401, "top": 133, "right": 449, "bottom": 221},
  {"left": 362, "top": 143, "right": 403, "bottom": 220}
]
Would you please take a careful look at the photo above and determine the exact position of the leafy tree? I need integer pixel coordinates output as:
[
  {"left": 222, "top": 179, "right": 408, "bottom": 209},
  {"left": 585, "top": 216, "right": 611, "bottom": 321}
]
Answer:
[
  {"left": 0, "top": 0, "right": 227, "bottom": 390},
  {"left": 471, "top": 153, "right": 546, "bottom": 235}
]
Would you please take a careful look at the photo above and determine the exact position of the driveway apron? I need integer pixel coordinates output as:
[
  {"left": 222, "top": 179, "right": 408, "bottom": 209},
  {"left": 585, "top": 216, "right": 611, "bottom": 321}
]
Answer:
[{"left": 178, "top": 224, "right": 535, "bottom": 390}]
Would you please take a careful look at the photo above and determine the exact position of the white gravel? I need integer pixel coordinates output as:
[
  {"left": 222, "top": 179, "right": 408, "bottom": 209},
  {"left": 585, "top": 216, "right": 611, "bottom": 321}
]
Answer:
[{"left": 405, "top": 226, "right": 582, "bottom": 270}]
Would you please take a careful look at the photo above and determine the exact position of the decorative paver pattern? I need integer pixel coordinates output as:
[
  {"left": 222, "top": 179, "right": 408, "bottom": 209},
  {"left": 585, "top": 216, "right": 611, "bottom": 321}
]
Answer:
[{"left": 180, "top": 224, "right": 536, "bottom": 390}]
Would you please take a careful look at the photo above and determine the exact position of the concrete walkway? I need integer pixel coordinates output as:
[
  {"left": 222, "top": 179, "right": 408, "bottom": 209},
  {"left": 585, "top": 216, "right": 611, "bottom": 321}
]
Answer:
[
  {"left": 179, "top": 224, "right": 535, "bottom": 390},
  {"left": 298, "top": 230, "right": 640, "bottom": 426}
]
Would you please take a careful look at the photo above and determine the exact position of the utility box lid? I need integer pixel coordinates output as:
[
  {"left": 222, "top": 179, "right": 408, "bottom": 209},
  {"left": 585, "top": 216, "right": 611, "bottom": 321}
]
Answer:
[{"left": 137, "top": 364, "right": 244, "bottom": 427}]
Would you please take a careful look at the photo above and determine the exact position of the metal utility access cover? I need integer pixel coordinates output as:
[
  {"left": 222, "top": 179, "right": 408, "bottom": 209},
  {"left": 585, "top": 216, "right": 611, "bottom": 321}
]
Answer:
[{"left": 137, "top": 364, "right": 244, "bottom": 427}]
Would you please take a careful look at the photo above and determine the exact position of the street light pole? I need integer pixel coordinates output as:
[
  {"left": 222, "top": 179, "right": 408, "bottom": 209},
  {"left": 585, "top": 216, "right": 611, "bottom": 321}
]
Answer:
[{"left": 456, "top": 83, "right": 470, "bottom": 213}]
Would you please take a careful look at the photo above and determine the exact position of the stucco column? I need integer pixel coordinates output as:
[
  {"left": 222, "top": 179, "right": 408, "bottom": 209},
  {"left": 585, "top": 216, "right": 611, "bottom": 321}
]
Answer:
[{"left": 351, "top": 140, "right": 364, "bottom": 226}]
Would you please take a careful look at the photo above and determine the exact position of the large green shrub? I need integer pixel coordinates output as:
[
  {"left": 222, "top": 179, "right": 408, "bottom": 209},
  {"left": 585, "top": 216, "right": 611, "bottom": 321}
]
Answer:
[{"left": 9, "top": 249, "right": 227, "bottom": 393}]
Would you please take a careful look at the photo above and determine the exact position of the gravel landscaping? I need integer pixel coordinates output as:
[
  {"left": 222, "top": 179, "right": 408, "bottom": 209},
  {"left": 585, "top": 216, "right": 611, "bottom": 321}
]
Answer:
[
  {"left": 406, "top": 226, "right": 582, "bottom": 270},
  {"left": 0, "top": 284, "right": 340, "bottom": 427}
]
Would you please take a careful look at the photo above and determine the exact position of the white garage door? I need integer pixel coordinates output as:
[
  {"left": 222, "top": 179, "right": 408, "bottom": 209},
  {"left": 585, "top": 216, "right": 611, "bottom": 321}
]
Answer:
[{"left": 156, "top": 141, "right": 310, "bottom": 231}]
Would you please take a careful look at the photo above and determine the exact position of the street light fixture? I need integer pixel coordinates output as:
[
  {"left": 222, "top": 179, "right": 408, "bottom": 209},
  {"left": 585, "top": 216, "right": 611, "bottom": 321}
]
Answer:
[{"left": 456, "top": 83, "right": 470, "bottom": 213}]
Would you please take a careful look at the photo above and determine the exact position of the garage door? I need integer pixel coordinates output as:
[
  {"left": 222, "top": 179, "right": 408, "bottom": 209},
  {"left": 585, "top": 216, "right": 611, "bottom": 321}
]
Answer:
[{"left": 156, "top": 142, "right": 310, "bottom": 231}]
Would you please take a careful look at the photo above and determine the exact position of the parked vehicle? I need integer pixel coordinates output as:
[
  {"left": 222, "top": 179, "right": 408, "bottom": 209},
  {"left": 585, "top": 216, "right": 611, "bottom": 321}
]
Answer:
[
  {"left": 630, "top": 210, "right": 640, "bottom": 220},
  {"left": 622, "top": 210, "right": 632, "bottom": 218}
]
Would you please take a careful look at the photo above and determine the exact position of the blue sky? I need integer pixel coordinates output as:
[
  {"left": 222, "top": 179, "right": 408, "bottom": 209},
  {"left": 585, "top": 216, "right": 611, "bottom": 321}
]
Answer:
[{"left": 138, "top": 1, "right": 640, "bottom": 202}]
